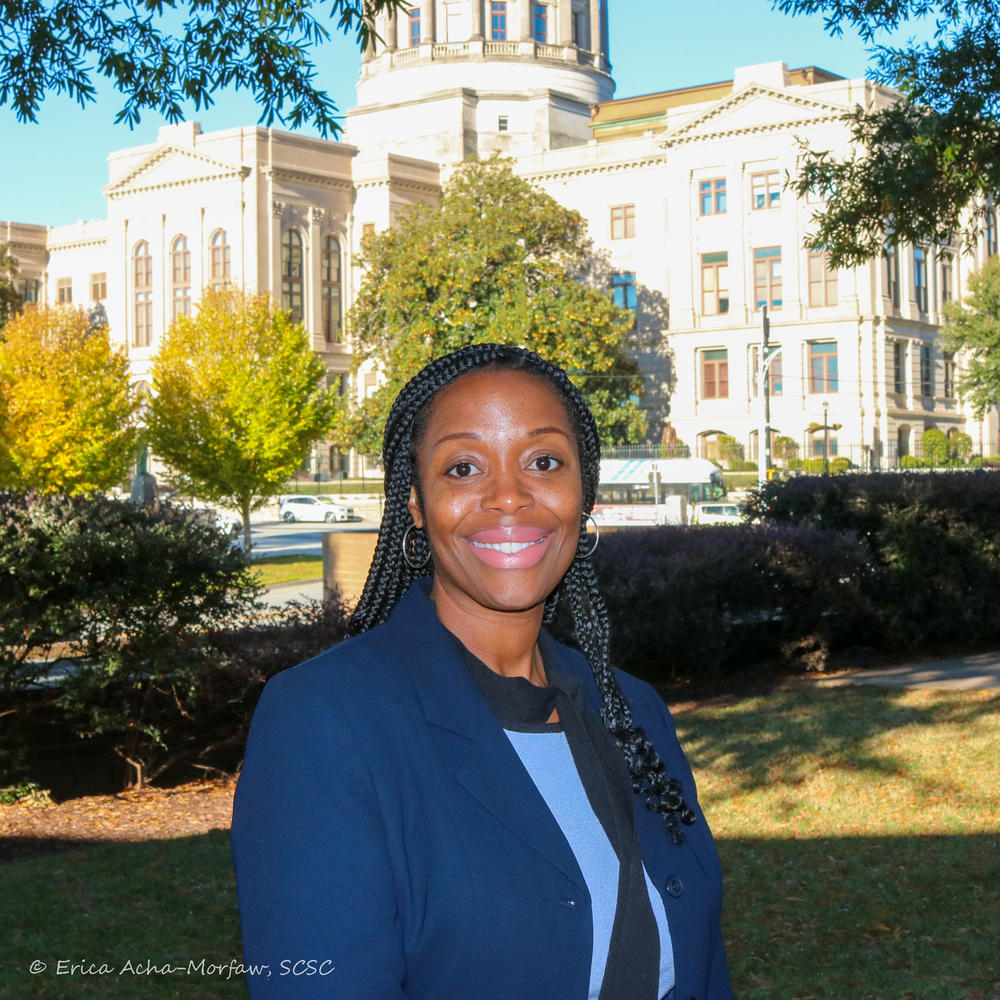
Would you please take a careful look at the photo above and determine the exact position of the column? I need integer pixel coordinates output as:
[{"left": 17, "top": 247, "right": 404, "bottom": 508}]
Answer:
[
  {"left": 424, "top": 0, "right": 437, "bottom": 42},
  {"left": 558, "top": 0, "right": 572, "bottom": 44},
  {"left": 470, "top": 0, "right": 482, "bottom": 38},
  {"left": 520, "top": 0, "right": 531, "bottom": 40},
  {"left": 589, "top": 0, "right": 599, "bottom": 55},
  {"left": 387, "top": 10, "right": 397, "bottom": 50}
]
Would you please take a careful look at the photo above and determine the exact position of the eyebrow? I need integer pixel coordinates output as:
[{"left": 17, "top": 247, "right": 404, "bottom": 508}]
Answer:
[{"left": 429, "top": 426, "right": 572, "bottom": 450}]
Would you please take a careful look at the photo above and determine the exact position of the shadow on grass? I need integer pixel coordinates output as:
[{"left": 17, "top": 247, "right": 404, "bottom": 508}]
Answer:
[
  {"left": 720, "top": 833, "right": 1000, "bottom": 1000},
  {"left": 675, "top": 686, "right": 1000, "bottom": 800}
]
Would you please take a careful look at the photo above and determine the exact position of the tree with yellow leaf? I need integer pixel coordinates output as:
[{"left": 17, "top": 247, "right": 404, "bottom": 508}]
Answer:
[
  {"left": 343, "top": 157, "right": 647, "bottom": 454},
  {"left": 148, "top": 288, "right": 337, "bottom": 550},
  {"left": 0, "top": 305, "right": 139, "bottom": 492}
]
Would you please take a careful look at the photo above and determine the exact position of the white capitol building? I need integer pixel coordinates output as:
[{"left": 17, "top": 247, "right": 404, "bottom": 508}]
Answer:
[{"left": 4, "top": 0, "right": 997, "bottom": 475}]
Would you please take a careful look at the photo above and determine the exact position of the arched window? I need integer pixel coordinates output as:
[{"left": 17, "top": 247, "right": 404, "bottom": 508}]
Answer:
[
  {"left": 133, "top": 240, "right": 153, "bottom": 347},
  {"left": 170, "top": 235, "right": 191, "bottom": 321},
  {"left": 321, "top": 235, "right": 342, "bottom": 343},
  {"left": 210, "top": 229, "right": 231, "bottom": 288},
  {"left": 282, "top": 229, "right": 303, "bottom": 323}
]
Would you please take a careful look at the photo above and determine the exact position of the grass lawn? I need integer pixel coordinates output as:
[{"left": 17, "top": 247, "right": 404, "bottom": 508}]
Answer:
[
  {"left": 1, "top": 686, "right": 997, "bottom": 999},
  {"left": 250, "top": 554, "right": 323, "bottom": 588}
]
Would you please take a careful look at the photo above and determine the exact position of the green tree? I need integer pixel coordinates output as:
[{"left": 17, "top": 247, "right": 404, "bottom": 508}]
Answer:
[
  {"left": 778, "top": 1, "right": 1000, "bottom": 265},
  {"left": 773, "top": 434, "right": 800, "bottom": 464},
  {"left": 343, "top": 157, "right": 647, "bottom": 453},
  {"left": 941, "top": 255, "right": 1000, "bottom": 419},
  {"left": 0, "top": 305, "right": 139, "bottom": 492},
  {"left": 0, "top": 0, "right": 408, "bottom": 133},
  {"left": 0, "top": 243, "right": 21, "bottom": 329},
  {"left": 148, "top": 287, "right": 336, "bottom": 549},
  {"left": 920, "top": 427, "right": 949, "bottom": 466}
]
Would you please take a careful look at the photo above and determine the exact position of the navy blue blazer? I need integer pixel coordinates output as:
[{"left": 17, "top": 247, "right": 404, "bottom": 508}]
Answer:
[{"left": 231, "top": 580, "right": 733, "bottom": 999}]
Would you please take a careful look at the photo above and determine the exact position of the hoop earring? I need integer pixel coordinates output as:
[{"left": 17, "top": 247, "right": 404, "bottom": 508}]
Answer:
[
  {"left": 401, "top": 523, "right": 431, "bottom": 570},
  {"left": 576, "top": 513, "right": 599, "bottom": 560}
]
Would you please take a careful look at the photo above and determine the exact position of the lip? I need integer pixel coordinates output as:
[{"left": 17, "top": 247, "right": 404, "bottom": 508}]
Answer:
[{"left": 464, "top": 527, "right": 553, "bottom": 570}]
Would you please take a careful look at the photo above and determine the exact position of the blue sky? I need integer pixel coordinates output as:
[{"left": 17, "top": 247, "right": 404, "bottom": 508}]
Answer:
[{"left": 0, "top": 0, "right": 927, "bottom": 227}]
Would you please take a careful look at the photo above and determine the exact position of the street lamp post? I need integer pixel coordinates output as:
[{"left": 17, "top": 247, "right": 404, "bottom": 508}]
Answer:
[
  {"left": 823, "top": 400, "right": 830, "bottom": 475},
  {"left": 757, "top": 306, "right": 783, "bottom": 490}
]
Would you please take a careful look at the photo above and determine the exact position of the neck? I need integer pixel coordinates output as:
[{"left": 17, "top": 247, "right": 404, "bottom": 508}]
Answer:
[{"left": 428, "top": 579, "right": 547, "bottom": 685}]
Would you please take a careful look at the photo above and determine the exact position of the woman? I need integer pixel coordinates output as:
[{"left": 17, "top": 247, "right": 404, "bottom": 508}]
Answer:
[{"left": 232, "top": 344, "right": 733, "bottom": 999}]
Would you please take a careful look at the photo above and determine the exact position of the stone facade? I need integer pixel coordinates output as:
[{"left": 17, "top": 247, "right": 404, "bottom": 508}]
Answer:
[{"left": 3, "top": 5, "right": 997, "bottom": 475}]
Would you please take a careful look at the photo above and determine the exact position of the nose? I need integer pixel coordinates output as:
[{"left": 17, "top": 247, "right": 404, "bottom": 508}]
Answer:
[{"left": 482, "top": 464, "right": 533, "bottom": 514}]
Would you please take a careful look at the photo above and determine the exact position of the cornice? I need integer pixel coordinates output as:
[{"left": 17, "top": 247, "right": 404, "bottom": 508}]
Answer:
[
  {"left": 103, "top": 143, "right": 251, "bottom": 199},
  {"left": 353, "top": 177, "right": 441, "bottom": 196},
  {"left": 518, "top": 154, "right": 665, "bottom": 183},
  {"left": 47, "top": 236, "right": 108, "bottom": 252},
  {"left": 262, "top": 167, "right": 355, "bottom": 192}
]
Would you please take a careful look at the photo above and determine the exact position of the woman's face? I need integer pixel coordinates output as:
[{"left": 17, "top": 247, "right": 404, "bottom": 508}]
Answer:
[{"left": 408, "top": 368, "right": 584, "bottom": 621}]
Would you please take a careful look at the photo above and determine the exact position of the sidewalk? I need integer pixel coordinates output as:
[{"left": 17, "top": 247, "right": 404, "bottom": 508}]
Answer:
[{"left": 796, "top": 651, "right": 1000, "bottom": 691}]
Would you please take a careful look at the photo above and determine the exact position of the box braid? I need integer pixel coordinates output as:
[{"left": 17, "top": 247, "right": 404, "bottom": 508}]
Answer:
[{"left": 348, "top": 343, "right": 696, "bottom": 843}]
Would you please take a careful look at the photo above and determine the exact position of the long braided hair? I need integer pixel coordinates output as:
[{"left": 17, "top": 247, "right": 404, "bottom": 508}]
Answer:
[{"left": 349, "top": 343, "right": 696, "bottom": 843}]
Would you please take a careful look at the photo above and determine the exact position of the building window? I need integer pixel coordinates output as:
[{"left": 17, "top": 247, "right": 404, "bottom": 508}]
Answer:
[
  {"left": 18, "top": 278, "right": 39, "bottom": 303},
  {"left": 701, "top": 349, "right": 729, "bottom": 399},
  {"left": 893, "top": 341, "right": 907, "bottom": 394},
  {"left": 920, "top": 344, "right": 933, "bottom": 396},
  {"left": 810, "top": 428, "right": 838, "bottom": 458},
  {"left": 699, "top": 178, "right": 726, "bottom": 216},
  {"left": 610, "top": 203, "right": 635, "bottom": 240},
  {"left": 133, "top": 240, "right": 153, "bottom": 348},
  {"left": 281, "top": 229, "right": 304, "bottom": 324},
  {"left": 987, "top": 206, "right": 998, "bottom": 257},
  {"left": 914, "top": 246, "right": 928, "bottom": 312},
  {"left": 751, "top": 170, "right": 781, "bottom": 210},
  {"left": 169, "top": 235, "right": 191, "bottom": 322},
  {"left": 751, "top": 345, "right": 783, "bottom": 396},
  {"left": 361, "top": 222, "right": 376, "bottom": 243},
  {"left": 701, "top": 251, "right": 729, "bottom": 315},
  {"left": 611, "top": 271, "right": 637, "bottom": 314},
  {"left": 90, "top": 272, "right": 107, "bottom": 301},
  {"left": 753, "top": 247, "right": 782, "bottom": 310},
  {"left": 532, "top": 2, "right": 547, "bottom": 42},
  {"left": 943, "top": 351, "right": 955, "bottom": 397},
  {"left": 490, "top": 1, "right": 507, "bottom": 39},
  {"left": 497, "top": 114, "right": 509, "bottom": 132},
  {"left": 940, "top": 254, "right": 953, "bottom": 303},
  {"left": 56, "top": 277, "right": 72, "bottom": 304},
  {"left": 809, "top": 341, "right": 838, "bottom": 393},
  {"left": 408, "top": 8, "right": 421, "bottom": 45},
  {"left": 321, "top": 235, "right": 342, "bottom": 344},
  {"left": 571, "top": 4, "right": 587, "bottom": 46},
  {"left": 210, "top": 229, "right": 231, "bottom": 287},
  {"left": 807, "top": 251, "right": 838, "bottom": 307},
  {"left": 885, "top": 242, "right": 900, "bottom": 307}
]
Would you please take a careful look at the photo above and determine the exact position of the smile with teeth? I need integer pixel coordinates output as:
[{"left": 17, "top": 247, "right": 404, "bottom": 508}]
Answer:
[{"left": 470, "top": 539, "right": 545, "bottom": 554}]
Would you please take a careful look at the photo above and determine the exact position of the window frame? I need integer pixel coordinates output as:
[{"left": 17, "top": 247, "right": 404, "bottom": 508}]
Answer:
[
  {"left": 210, "top": 229, "right": 231, "bottom": 288},
  {"left": 408, "top": 8, "right": 421, "bottom": 46},
  {"left": 611, "top": 270, "right": 637, "bottom": 314},
  {"left": 133, "top": 239, "right": 153, "bottom": 348},
  {"left": 170, "top": 234, "right": 192, "bottom": 322},
  {"left": 701, "top": 348, "right": 729, "bottom": 400},
  {"left": 281, "top": 229, "right": 304, "bottom": 324},
  {"left": 698, "top": 178, "right": 726, "bottom": 216},
  {"left": 750, "top": 170, "right": 781, "bottom": 211},
  {"left": 56, "top": 277, "right": 72, "bottom": 304},
  {"left": 609, "top": 203, "right": 636, "bottom": 240},
  {"left": 807, "top": 251, "right": 838, "bottom": 308},
  {"left": 700, "top": 251, "right": 729, "bottom": 316},
  {"left": 920, "top": 344, "right": 933, "bottom": 397},
  {"left": 321, "top": 235, "right": 342, "bottom": 344},
  {"left": 490, "top": 1, "right": 507, "bottom": 40},
  {"left": 893, "top": 341, "right": 907, "bottom": 395},
  {"left": 809, "top": 341, "right": 839, "bottom": 394},
  {"left": 532, "top": 2, "right": 547, "bottom": 43},
  {"left": 90, "top": 272, "right": 107, "bottom": 302},
  {"left": 752, "top": 246, "right": 782, "bottom": 311},
  {"left": 914, "top": 246, "right": 928, "bottom": 312},
  {"left": 885, "top": 242, "right": 900, "bottom": 307}
]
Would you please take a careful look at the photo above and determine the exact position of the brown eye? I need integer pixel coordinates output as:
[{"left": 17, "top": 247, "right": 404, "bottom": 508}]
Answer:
[
  {"left": 446, "top": 461, "right": 479, "bottom": 478},
  {"left": 529, "top": 455, "right": 561, "bottom": 472}
]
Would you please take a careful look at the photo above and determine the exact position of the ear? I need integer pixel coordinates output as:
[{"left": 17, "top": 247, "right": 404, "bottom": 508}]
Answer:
[{"left": 407, "top": 485, "right": 424, "bottom": 529}]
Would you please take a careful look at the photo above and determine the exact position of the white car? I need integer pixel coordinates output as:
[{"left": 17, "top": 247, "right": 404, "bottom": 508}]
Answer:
[
  {"left": 279, "top": 495, "right": 355, "bottom": 523},
  {"left": 691, "top": 501, "right": 743, "bottom": 525}
]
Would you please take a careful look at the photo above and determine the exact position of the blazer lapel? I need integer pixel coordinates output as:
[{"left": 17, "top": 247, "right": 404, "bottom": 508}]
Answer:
[{"left": 387, "top": 582, "right": 588, "bottom": 893}]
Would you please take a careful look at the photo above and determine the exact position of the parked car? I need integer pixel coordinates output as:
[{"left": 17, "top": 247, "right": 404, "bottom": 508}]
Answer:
[
  {"left": 691, "top": 501, "right": 743, "bottom": 525},
  {"left": 279, "top": 495, "right": 355, "bottom": 523}
]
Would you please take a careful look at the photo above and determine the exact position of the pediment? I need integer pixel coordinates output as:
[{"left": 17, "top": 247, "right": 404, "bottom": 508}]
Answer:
[
  {"left": 663, "top": 83, "right": 847, "bottom": 147},
  {"left": 103, "top": 145, "right": 250, "bottom": 199}
]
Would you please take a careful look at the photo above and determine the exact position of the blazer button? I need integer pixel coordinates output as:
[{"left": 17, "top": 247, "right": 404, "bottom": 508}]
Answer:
[
  {"left": 665, "top": 876, "right": 684, "bottom": 898},
  {"left": 558, "top": 896, "right": 577, "bottom": 907}
]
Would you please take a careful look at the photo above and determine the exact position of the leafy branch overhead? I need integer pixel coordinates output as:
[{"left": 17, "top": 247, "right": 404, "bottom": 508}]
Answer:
[
  {"left": 0, "top": 0, "right": 410, "bottom": 133},
  {"left": 777, "top": 0, "right": 1000, "bottom": 266},
  {"left": 342, "top": 157, "right": 647, "bottom": 454}
]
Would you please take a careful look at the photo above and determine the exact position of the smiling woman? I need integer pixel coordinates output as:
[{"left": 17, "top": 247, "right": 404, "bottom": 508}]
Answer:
[{"left": 231, "top": 344, "right": 733, "bottom": 1000}]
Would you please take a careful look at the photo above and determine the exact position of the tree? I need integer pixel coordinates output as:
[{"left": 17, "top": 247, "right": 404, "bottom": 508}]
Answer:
[
  {"left": 941, "top": 254, "right": 1000, "bottom": 419},
  {"left": 773, "top": 434, "right": 800, "bottom": 464},
  {"left": 0, "top": 243, "right": 21, "bottom": 329},
  {"left": 343, "top": 157, "right": 647, "bottom": 454},
  {"left": 778, "top": 1, "right": 1000, "bottom": 266},
  {"left": 148, "top": 287, "right": 336, "bottom": 549},
  {"left": 0, "top": 0, "right": 408, "bottom": 134},
  {"left": 0, "top": 305, "right": 139, "bottom": 492}
]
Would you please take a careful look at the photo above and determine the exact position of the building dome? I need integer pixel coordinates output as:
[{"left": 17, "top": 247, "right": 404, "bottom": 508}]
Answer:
[{"left": 345, "top": 0, "right": 614, "bottom": 162}]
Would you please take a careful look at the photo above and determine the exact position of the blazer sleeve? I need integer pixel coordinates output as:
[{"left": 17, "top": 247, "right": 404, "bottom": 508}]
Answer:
[{"left": 230, "top": 665, "right": 407, "bottom": 999}]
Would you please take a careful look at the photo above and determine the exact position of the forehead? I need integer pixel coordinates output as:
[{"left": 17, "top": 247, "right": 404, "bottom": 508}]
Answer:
[{"left": 419, "top": 368, "right": 574, "bottom": 442}]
